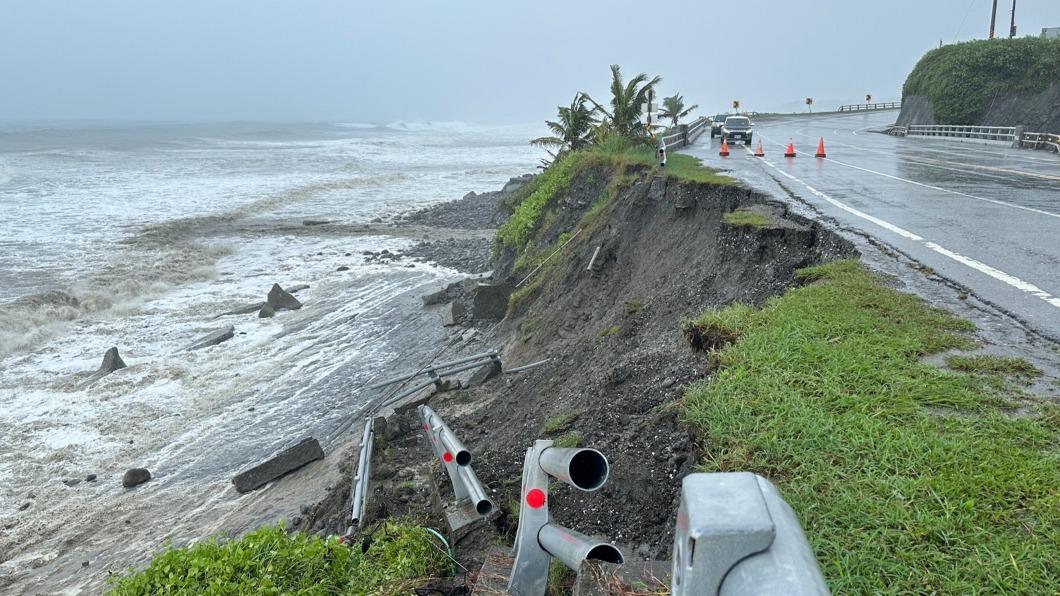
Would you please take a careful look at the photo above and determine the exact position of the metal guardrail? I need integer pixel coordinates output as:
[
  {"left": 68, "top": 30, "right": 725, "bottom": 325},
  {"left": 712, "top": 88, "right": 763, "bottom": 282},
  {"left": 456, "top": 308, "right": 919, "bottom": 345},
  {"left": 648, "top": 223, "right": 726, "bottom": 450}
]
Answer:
[
  {"left": 661, "top": 116, "right": 709, "bottom": 150},
  {"left": 1020, "top": 131, "right": 1060, "bottom": 153},
  {"left": 906, "top": 124, "right": 1018, "bottom": 143},
  {"left": 349, "top": 417, "right": 375, "bottom": 528},
  {"left": 419, "top": 405, "right": 494, "bottom": 516},
  {"left": 836, "top": 102, "right": 901, "bottom": 112},
  {"left": 672, "top": 473, "right": 829, "bottom": 595}
]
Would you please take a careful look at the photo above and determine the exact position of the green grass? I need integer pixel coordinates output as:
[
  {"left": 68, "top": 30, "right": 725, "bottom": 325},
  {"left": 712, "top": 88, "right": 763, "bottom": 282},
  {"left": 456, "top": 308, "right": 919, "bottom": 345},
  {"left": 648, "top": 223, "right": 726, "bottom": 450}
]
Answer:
[
  {"left": 497, "top": 151, "right": 587, "bottom": 254},
  {"left": 587, "top": 138, "right": 732, "bottom": 185},
  {"left": 625, "top": 300, "right": 644, "bottom": 315},
  {"left": 722, "top": 209, "right": 773, "bottom": 229},
  {"left": 553, "top": 431, "right": 583, "bottom": 449},
  {"left": 904, "top": 37, "right": 1060, "bottom": 124},
  {"left": 107, "top": 521, "right": 449, "bottom": 595},
  {"left": 683, "top": 260, "right": 1060, "bottom": 594},
  {"left": 946, "top": 354, "right": 1042, "bottom": 377},
  {"left": 543, "top": 412, "right": 580, "bottom": 434},
  {"left": 545, "top": 559, "right": 576, "bottom": 596},
  {"left": 598, "top": 325, "right": 622, "bottom": 337}
]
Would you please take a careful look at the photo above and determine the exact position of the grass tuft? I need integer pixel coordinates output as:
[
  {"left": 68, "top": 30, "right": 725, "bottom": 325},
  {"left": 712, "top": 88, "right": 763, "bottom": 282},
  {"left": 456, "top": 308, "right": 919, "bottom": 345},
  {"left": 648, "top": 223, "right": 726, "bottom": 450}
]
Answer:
[
  {"left": 598, "top": 325, "right": 622, "bottom": 337},
  {"left": 946, "top": 354, "right": 1042, "bottom": 377},
  {"left": 107, "top": 521, "right": 449, "bottom": 595},
  {"left": 723, "top": 209, "right": 773, "bottom": 229},
  {"left": 553, "top": 431, "right": 583, "bottom": 449},
  {"left": 683, "top": 260, "right": 1059, "bottom": 594},
  {"left": 543, "top": 412, "right": 580, "bottom": 434}
]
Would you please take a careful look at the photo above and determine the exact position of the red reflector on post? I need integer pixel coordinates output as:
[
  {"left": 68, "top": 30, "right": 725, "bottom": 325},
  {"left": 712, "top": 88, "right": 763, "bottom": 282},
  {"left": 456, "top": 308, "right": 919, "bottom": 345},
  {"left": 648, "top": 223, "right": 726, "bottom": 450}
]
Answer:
[
  {"left": 526, "top": 488, "right": 546, "bottom": 509},
  {"left": 443, "top": 452, "right": 454, "bottom": 463}
]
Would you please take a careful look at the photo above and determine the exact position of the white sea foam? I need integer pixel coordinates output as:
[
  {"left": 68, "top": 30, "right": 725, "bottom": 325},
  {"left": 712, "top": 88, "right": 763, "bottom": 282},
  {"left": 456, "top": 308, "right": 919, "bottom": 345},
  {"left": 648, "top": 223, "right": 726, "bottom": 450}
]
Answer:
[{"left": 0, "top": 120, "right": 545, "bottom": 592}]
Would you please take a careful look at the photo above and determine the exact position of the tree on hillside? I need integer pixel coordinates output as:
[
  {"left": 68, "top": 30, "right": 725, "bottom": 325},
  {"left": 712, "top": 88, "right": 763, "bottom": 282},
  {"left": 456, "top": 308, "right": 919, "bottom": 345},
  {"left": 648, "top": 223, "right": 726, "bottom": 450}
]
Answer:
[
  {"left": 583, "top": 64, "right": 662, "bottom": 138},
  {"left": 659, "top": 93, "right": 698, "bottom": 128},
  {"left": 530, "top": 93, "right": 597, "bottom": 153}
]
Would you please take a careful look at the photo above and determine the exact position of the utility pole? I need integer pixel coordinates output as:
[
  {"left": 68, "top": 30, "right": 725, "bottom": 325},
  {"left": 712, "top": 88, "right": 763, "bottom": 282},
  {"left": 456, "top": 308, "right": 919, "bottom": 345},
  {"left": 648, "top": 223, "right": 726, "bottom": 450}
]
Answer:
[
  {"left": 1009, "top": 0, "right": 1017, "bottom": 38},
  {"left": 989, "top": 0, "right": 998, "bottom": 39}
]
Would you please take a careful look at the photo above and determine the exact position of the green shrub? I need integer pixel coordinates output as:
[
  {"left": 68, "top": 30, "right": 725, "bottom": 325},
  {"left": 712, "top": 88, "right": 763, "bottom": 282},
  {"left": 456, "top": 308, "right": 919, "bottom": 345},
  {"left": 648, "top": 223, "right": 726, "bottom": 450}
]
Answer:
[
  {"left": 107, "top": 521, "right": 449, "bottom": 595},
  {"left": 553, "top": 431, "right": 583, "bottom": 448},
  {"left": 497, "top": 152, "right": 586, "bottom": 253},
  {"left": 903, "top": 37, "right": 1060, "bottom": 124},
  {"left": 543, "top": 412, "right": 580, "bottom": 434}
]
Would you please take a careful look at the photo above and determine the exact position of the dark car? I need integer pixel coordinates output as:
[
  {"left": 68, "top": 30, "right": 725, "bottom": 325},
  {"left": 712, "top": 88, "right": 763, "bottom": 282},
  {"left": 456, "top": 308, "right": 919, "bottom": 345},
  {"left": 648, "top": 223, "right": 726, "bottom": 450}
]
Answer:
[{"left": 721, "top": 116, "right": 754, "bottom": 145}]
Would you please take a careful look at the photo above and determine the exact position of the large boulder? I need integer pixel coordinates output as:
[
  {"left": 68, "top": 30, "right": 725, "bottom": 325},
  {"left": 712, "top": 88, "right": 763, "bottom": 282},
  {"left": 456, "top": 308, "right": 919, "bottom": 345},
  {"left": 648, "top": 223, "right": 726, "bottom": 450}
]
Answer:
[
  {"left": 99, "top": 347, "right": 127, "bottom": 374},
  {"left": 186, "top": 326, "right": 235, "bottom": 351},
  {"left": 122, "top": 468, "right": 151, "bottom": 488},
  {"left": 471, "top": 283, "right": 512, "bottom": 320},
  {"left": 267, "top": 284, "right": 302, "bottom": 311},
  {"left": 232, "top": 437, "right": 325, "bottom": 494}
]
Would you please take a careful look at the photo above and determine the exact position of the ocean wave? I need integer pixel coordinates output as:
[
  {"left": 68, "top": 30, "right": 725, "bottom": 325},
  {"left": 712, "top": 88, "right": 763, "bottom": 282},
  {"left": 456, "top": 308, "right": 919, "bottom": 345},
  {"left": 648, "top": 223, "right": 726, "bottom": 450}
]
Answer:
[{"left": 0, "top": 160, "right": 11, "bottom": 184}]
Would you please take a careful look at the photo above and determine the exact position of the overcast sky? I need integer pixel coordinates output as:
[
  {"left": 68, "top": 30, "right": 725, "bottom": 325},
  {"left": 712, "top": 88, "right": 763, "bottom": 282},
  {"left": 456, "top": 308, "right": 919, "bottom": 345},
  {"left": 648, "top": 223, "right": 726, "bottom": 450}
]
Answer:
[{"left": 2, "top": 0, "right": 1058, "bottom": 123}]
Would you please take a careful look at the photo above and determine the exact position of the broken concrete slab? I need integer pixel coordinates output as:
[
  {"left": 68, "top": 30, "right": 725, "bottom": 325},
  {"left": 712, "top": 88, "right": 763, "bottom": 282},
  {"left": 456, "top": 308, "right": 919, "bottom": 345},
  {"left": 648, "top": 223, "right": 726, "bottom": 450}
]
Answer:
[
  {"left": 216, "top": 302, "right": 266, "bottom": 318},
  {"left": 186, "top": 326, "right": 235, "bottom": 351},
  {"left": 466, "top": 360, "right": 501, "bottom": 388},
  {"left": 232, "top": 437, "right": 325, "bottom": 494},
  {"left": 441, "top": 301, "right": 466, "bottom": 326},
  {"left": 471, "top": 283, "right": 512, "bottom": 320}
]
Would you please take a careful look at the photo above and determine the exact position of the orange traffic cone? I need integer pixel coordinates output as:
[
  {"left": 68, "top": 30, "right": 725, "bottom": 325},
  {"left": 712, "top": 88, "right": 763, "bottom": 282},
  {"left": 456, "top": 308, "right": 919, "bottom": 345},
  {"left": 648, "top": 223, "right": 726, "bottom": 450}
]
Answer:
[
  {"left": 784, "top": 141, "right": 796, "bottom": 157},
  {"left": 753, "top": 140, "right": 765, "bottom": 157},
  {"left": 815, "top": 137, "right": 827, "bottom": 158},
  {"left": 719, "top": 140, "right": 730, "bottom": 157}
]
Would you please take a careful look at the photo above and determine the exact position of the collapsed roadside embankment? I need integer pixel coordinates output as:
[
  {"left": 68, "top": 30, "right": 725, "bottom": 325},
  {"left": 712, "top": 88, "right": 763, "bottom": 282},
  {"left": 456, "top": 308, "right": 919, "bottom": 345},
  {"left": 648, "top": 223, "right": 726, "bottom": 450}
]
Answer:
[
  {"left": 897, "top": 37, "right": 1060, "bottom": 131},
  {"left": 108, "top": 148, "right": 1060, "bottom": 594},
  {"left": 316, "top": 150, "right": 858, "bottom": 590}
]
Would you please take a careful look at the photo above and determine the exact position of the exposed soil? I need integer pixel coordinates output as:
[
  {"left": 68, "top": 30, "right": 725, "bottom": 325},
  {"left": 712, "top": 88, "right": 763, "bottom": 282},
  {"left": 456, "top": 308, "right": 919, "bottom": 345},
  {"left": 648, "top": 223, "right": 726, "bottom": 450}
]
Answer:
[{"left": 302, "top": 164, "right": 857, "bottom": 586}]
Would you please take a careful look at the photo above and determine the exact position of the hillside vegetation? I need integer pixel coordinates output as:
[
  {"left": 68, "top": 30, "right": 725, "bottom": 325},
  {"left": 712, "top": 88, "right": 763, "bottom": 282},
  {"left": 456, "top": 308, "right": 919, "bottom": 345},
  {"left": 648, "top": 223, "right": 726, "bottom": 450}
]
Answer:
[{"left": 902, "top": 37, "right": 1060, "bottom": 125}]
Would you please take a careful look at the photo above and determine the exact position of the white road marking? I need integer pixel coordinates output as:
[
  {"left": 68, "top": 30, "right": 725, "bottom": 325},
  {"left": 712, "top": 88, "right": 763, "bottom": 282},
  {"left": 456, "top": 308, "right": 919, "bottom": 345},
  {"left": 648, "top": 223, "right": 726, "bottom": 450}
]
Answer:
[
  {"left": 825, "top": 158, "right": 1060, "bottom": 219},
  {"left": 924, "top": 243, "right": 1060, "bottom": 308},
  {"left": 742, "top": 146, "right": 1060, "bottom": 310},
  {"left": 756, "top": 134, "right": 1060, "bottom": 218}
]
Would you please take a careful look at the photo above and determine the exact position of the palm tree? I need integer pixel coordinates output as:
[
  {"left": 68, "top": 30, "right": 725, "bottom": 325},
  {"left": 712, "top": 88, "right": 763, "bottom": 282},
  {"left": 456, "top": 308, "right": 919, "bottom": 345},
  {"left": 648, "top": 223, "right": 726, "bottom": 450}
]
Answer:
[
  {"left": 659, "top": 93, "right": 698, "bottom": 128},
  {"left": 530, "top": 93, "right": 597, "bottom": 153},
  {"left": 583, "top": 64, "right": 662, "bottom": 138}
]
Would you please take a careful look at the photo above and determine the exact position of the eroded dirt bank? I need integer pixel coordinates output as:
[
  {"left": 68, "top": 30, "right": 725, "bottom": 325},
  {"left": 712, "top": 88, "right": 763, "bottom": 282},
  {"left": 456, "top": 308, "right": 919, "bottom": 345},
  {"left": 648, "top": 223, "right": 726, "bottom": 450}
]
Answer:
[{"left": 305, "top": 163, "right": 857, "bottom": 585}]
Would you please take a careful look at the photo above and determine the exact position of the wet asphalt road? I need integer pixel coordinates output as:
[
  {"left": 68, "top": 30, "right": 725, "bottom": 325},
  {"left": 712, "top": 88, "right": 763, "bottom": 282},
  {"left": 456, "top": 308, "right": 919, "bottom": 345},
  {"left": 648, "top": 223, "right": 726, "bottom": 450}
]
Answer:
[{"left": 686, "top": 110, "right": 1060, "bottom": 341}]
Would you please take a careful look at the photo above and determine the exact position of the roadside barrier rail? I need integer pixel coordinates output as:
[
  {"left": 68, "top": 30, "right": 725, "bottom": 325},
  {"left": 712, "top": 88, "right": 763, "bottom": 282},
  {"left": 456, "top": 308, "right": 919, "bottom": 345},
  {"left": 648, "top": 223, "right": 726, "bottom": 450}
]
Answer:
[
  {"left": 369, "top": 350, "right": 499, "bottom": 390},
  {"left": 1019, "top": 131, "right": 1060, "bottom": 153},
  {"left": 661, "top": 116, "right": 710, "bottom": 150},
  {"left": 418, "top": 405, "right": 494, "bottom": 516},
  {"left": 349, "top": 417, "right": 375, "bottom": 527},
  {"left": 836, "top": 101, "right": 901, "bottom": 112},
  {"left": 508, "top": 440, "right": 622, "bottom": 596},
  {"left": 672, "top": 472, "right": 829, "bottom": 596},
  {"left": 906, "top": 124, "right": 1018, "bottom": 142}
]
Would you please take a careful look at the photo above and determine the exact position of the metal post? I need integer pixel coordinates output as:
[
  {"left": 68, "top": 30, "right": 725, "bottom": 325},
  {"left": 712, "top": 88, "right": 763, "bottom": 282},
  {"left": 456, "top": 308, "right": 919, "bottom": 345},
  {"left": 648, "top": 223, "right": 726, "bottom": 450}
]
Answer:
[
  {"left": 509, "top": 441, "right": 621, "bottom": 596},
  {"left": 417, "top": 405, "right": 494, "bottom": 517},
  {"left": 989, "top": 0, "right": 998, "bottom": 38},
  {"left": 350, "top": 417, "right": 374, "bottom": 527}
]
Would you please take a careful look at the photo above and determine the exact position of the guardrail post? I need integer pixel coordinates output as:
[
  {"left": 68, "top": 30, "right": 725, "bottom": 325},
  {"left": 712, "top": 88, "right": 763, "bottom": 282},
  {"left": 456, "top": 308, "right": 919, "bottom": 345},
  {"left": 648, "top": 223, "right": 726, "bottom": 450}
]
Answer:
[
  {"left": 671, "top": 472, "right": 829, "bottom": 595},
  {"left": 508, "top": 440, "right": 623, "bottom": 596},
  {"left": 349, "top": 417, "right": 375, "bottom": 528},
  {"left": 1012, "top": 126, "right": 1026, "bottom": 148},
  {"left": 418, "top": 405, "right": 494, "bottom": 516}
]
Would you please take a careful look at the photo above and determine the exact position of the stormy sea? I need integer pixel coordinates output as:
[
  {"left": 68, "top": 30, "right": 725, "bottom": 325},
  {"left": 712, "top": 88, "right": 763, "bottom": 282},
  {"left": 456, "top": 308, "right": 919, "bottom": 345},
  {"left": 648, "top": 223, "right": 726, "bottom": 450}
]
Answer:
[{"left": 0, "top": 119, "right": 541, "bottom": 592}]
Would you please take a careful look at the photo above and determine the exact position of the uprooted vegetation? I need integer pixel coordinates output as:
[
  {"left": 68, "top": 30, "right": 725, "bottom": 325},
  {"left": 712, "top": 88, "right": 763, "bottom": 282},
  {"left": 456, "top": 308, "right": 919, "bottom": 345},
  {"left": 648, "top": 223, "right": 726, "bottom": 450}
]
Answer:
[{"left": 683, "top": 261, "right": 1060, "bottom": 594}]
